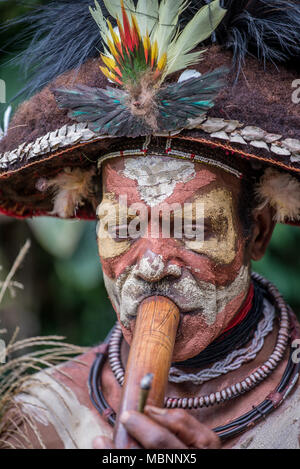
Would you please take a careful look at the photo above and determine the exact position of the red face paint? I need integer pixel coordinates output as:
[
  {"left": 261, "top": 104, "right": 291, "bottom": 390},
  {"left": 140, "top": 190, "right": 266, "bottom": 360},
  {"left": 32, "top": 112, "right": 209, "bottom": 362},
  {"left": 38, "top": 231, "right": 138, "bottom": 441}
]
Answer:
[{"left": 97, "top": 156, "right": 251, "bottom": 361}]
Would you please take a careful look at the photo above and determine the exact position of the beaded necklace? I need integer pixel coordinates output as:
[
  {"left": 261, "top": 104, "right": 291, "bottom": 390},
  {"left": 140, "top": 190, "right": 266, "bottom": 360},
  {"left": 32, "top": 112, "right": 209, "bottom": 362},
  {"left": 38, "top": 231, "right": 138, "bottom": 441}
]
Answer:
[
  {"left": 110, "top": 297, "right": 275, "bottom": 387},
  {"left": 88, "top": 274, "right": 300, "bottom": 442}
]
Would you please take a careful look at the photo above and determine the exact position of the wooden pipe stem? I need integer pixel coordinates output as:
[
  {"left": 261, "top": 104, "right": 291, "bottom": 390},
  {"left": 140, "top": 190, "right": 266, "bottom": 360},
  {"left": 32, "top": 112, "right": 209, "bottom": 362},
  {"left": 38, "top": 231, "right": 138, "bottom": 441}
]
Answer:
[{"left": 113, "top": 295, "right": 180, "bottom": 449}]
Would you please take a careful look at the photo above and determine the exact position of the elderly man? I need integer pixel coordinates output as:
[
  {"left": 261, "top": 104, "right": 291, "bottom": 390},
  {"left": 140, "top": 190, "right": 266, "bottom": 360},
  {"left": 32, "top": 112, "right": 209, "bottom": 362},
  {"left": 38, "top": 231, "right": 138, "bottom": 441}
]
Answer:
[{"left": 0, "top": 0, "right": 299, "bottom": 449}]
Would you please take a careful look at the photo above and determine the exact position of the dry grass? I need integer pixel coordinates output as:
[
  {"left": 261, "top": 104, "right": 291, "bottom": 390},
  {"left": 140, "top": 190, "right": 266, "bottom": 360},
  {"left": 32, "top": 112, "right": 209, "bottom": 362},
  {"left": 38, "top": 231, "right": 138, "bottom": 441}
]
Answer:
[{"left": 0, "top": 240, "right": 88, "bottom": 448}]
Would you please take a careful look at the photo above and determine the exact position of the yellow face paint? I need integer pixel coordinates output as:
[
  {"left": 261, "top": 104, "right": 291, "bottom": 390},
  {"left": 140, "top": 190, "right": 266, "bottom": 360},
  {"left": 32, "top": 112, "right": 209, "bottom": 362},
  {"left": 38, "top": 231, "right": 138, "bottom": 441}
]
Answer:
[
  {"left": 96, "top": 194, "right": 132, "bottom": 259},
  {"left": 185, "top": 188, "right": 237, "bottom": 264},
  {"left": 97, "top": 188, "right": 238, "bottom": 263}
]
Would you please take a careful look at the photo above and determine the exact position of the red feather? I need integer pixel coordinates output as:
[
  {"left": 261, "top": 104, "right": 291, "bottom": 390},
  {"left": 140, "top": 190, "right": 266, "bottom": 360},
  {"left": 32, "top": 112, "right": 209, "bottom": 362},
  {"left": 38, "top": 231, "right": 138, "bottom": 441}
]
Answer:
[
  {"left": 121, "top": 0, "right": 134, "bottom": 52},
  {"left": 116, "top": 18, "right": 127, "bottom": 53},
  {"left": 131, "top": 14, "right": 141, "bottom": 50}
]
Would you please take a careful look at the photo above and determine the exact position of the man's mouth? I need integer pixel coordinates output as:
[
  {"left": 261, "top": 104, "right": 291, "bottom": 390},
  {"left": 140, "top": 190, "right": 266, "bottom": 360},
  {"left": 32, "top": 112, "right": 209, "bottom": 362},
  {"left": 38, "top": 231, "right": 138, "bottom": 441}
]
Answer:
[
  {"left": 103, "top": 265, "right": 250, "bottom": 328},
  {"left": 128, "top": 291, "right": 204, "bottom": 319}
]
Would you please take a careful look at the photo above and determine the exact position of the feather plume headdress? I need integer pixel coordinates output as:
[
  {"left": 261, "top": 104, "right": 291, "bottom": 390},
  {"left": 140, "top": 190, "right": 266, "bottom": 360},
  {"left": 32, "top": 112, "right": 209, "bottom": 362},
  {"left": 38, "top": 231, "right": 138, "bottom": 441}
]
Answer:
[{"left": 53, "top": 0, "right": 228, "bottom": 138}]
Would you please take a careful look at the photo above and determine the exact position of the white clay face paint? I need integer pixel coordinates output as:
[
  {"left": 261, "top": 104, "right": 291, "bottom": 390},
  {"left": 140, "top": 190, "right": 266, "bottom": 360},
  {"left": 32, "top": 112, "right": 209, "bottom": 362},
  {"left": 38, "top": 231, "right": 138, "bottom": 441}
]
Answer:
[
  {"left": 121, "top": 156, "right": 196, "bottom": 207},
  {"left": 137, "top": 254, "right": 181, "bottom": 281},
  {"left": 103, "top": 263, "right": 250, "bottom": 327}
]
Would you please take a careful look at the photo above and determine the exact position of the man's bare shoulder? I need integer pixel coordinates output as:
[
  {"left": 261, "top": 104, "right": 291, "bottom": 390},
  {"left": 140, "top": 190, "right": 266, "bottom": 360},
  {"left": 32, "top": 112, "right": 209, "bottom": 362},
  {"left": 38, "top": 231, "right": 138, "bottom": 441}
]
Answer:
[{"left": 0, "top": 345, "right": 113, "bottom": 449}]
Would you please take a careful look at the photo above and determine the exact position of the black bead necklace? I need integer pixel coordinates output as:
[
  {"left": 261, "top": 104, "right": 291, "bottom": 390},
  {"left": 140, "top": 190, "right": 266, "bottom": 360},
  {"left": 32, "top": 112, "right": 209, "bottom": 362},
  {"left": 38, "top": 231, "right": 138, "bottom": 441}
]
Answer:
[{"left": 88, "top": 274, "right": 300, "bottom": 442}]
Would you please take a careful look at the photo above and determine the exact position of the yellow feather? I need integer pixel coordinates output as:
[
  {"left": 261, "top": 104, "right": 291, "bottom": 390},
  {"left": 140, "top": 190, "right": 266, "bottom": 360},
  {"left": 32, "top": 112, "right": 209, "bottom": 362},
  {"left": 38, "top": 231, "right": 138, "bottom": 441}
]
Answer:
[
  {"left": 143, "top": 34, "right": 151, "bottom": 51},
  {"left": 100, "top": 65, "right": 110, "bottom": 78},
  {"left": 157, "top": 52, "right": 167, "bottom": 71},
  {"left": 100, "top": 66, "right": 119, "bottom": 83},
  {"left": 107, "top": 19, "right": 120, "bottom": 47},
  {"left": 107, "top": 38, "right": 119, "bottom": 60},
  {"left": 143, "top": 34, "right": 151, "bottom": 62},
  {"left": 151, "top": 40, "right": 158, "bottom": 66},
  {"left": 131, "top": 13, "right": 141, "bottom": 41},
  {"left": 101, "top": 54, "right": 117, "bottom": 71}
]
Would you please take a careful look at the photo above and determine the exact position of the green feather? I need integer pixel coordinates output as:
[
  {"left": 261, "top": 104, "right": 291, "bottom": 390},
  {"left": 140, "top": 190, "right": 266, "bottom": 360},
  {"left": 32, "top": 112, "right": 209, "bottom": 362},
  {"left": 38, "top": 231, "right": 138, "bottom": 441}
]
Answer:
[
  {"left": 102, "top": 0, "right": 135, "bottom": 19},
  {"left": 157, "top": 67, "right": 227, "bottom": 130},
  {"left": 164, "top": 0, "right": 227, "bottom": 78},
  {"left": 135, "top": 0, "right": 159, "bottom": 36},
  {"left": 150, "top": 0, "right": 189, "bottom": 59}
]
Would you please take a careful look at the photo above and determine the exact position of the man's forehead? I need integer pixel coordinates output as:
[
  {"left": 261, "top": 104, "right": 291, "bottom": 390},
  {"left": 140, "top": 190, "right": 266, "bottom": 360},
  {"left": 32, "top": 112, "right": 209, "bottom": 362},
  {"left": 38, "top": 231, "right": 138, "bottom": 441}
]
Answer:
[{"left": 102, "top": 155, "right": 239, "bottom": 206}]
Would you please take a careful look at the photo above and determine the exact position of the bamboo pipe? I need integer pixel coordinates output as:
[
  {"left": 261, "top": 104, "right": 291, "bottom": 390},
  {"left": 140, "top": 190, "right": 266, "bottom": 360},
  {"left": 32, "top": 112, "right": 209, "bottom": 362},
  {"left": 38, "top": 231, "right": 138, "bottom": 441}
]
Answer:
[{"left": 113, "top": 295, "right": 180, "bottom": 449}]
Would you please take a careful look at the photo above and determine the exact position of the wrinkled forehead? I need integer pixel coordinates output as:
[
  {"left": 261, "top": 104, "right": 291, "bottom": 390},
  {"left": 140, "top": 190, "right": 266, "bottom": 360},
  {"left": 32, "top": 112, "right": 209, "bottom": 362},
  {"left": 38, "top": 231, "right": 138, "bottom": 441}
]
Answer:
[{"left": 101, "top": 155, "right": 241, "bottom": 206}]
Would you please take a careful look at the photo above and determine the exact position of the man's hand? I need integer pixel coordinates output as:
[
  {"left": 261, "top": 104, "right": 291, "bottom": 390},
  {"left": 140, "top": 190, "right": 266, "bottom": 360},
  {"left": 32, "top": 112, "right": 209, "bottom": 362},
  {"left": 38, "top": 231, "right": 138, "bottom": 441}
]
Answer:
[{"left": 93, "top": 406, "right": 221, "bottom": 449}]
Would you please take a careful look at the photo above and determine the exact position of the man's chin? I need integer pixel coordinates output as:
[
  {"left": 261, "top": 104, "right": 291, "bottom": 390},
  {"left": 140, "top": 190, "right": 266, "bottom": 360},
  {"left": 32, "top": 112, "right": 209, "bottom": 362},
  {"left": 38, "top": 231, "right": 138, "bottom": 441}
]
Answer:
[{"left": 113, "top": 276, "right": 250, "bottom": 362}]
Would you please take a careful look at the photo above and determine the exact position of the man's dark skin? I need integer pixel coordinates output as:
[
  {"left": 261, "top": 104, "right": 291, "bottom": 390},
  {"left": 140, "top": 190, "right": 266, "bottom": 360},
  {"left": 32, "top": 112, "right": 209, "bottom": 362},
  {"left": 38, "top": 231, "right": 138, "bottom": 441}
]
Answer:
[
  {"left": 92, "top": 157, "right": 280, "bottom": 450},
  {"left": 3, "top": 159, "right": 288, "bottom": 450},
  {"left": 92, "top": 204, "right": 279, "bottom": 450}
]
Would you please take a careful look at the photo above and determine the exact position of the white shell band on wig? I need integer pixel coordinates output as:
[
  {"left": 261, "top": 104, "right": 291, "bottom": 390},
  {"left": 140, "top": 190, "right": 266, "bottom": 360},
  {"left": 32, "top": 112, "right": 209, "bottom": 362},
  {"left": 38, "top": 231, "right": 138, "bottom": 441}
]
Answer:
[
  {"left": 96, "top": 137, "right": 243, "bottom": 180},
  {"left": 256, "top": 168, "right": 300, "bottom": 223}
]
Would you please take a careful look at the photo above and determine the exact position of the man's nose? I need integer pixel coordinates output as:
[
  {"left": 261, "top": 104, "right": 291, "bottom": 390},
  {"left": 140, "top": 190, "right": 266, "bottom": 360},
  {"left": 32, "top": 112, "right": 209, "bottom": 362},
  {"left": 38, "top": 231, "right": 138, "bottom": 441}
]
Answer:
[{"left": 134, "top": 249, "right": 182, "bottom": 282}]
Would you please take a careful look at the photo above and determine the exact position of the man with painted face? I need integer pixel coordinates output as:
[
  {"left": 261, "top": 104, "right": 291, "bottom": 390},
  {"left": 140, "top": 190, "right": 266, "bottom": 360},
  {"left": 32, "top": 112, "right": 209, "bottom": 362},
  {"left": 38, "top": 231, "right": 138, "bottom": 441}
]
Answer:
[
  {"left": 98, "top": 158, "right": 254, "bottom": 360},
  {"left": 92, "top": 155, "right": 279, "bottom": 449},
  {"left": 0, "top": 0, "right": 300, "bottom": 450}
]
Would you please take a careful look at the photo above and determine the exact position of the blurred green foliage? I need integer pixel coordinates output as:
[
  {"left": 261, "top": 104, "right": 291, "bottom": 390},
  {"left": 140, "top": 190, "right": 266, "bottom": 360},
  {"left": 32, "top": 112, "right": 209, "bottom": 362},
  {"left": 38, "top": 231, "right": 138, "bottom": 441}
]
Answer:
[
  {"left": 0, "top": 217, "right": 115, "bottom": 346},
  {"left": 253, "top": 224, "right": 300, "bottom": 313},
  {"left": 0, "top": 1, "right": 299, "bottom": 349},
  {"left": 0, "top": 1, "right": 114, "bottom": 346}
]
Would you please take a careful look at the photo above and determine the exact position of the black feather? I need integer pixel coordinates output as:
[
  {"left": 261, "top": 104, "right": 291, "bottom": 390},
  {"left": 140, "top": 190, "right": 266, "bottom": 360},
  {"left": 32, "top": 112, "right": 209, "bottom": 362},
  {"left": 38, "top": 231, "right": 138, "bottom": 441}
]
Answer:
[
  {"left": 53, "top": 67, "right": 227, "bottom": 137},
  {"left": 184, "top": 0, "right": 300, "bottom": 69},
  {"left": 53, "top": 84, "right": 152, "bottom": 138},
  {"left": 0, "top": 0, "right": 114, "bottom": 99},
  {"left": 2, "top": 0, "right": 300, "bottom": 101}
]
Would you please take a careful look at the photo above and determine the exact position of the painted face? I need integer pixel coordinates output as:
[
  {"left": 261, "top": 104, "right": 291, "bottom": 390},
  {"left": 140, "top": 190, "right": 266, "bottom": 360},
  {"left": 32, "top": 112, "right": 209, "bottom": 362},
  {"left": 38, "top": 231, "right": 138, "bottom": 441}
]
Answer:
[{"left": 96, "top": 155, "right": 251, "bottom": 362}]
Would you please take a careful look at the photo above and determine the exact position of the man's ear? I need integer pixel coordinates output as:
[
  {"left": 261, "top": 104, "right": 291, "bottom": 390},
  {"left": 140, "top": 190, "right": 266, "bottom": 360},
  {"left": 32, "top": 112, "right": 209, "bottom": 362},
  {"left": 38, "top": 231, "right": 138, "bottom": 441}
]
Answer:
[{"left": 250, "top": 205, "right": 277, "bottom": 261}]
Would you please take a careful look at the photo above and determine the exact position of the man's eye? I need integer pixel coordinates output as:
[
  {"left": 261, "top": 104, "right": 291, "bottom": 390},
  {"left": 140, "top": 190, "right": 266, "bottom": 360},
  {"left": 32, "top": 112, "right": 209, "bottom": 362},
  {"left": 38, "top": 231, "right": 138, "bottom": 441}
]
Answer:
[
  {"left": 182, "top": 221, "right": 213, "bottom": 241},
  {"left": 108, "top": 221, "right": 143, "bottom": 241},
  {"left": 108, "top": 224, "right": 130, "bottom": 240}
]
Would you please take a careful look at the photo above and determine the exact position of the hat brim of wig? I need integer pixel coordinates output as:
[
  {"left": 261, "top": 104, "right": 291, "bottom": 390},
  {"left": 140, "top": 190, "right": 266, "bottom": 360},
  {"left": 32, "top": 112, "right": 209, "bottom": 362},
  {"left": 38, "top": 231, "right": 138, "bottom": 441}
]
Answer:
[
  {"left": 0, "top": 128, "right": 299, "bottom": 224},
  {"left": 0, "top": 47, "right": 299, "bottom": 223}
]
